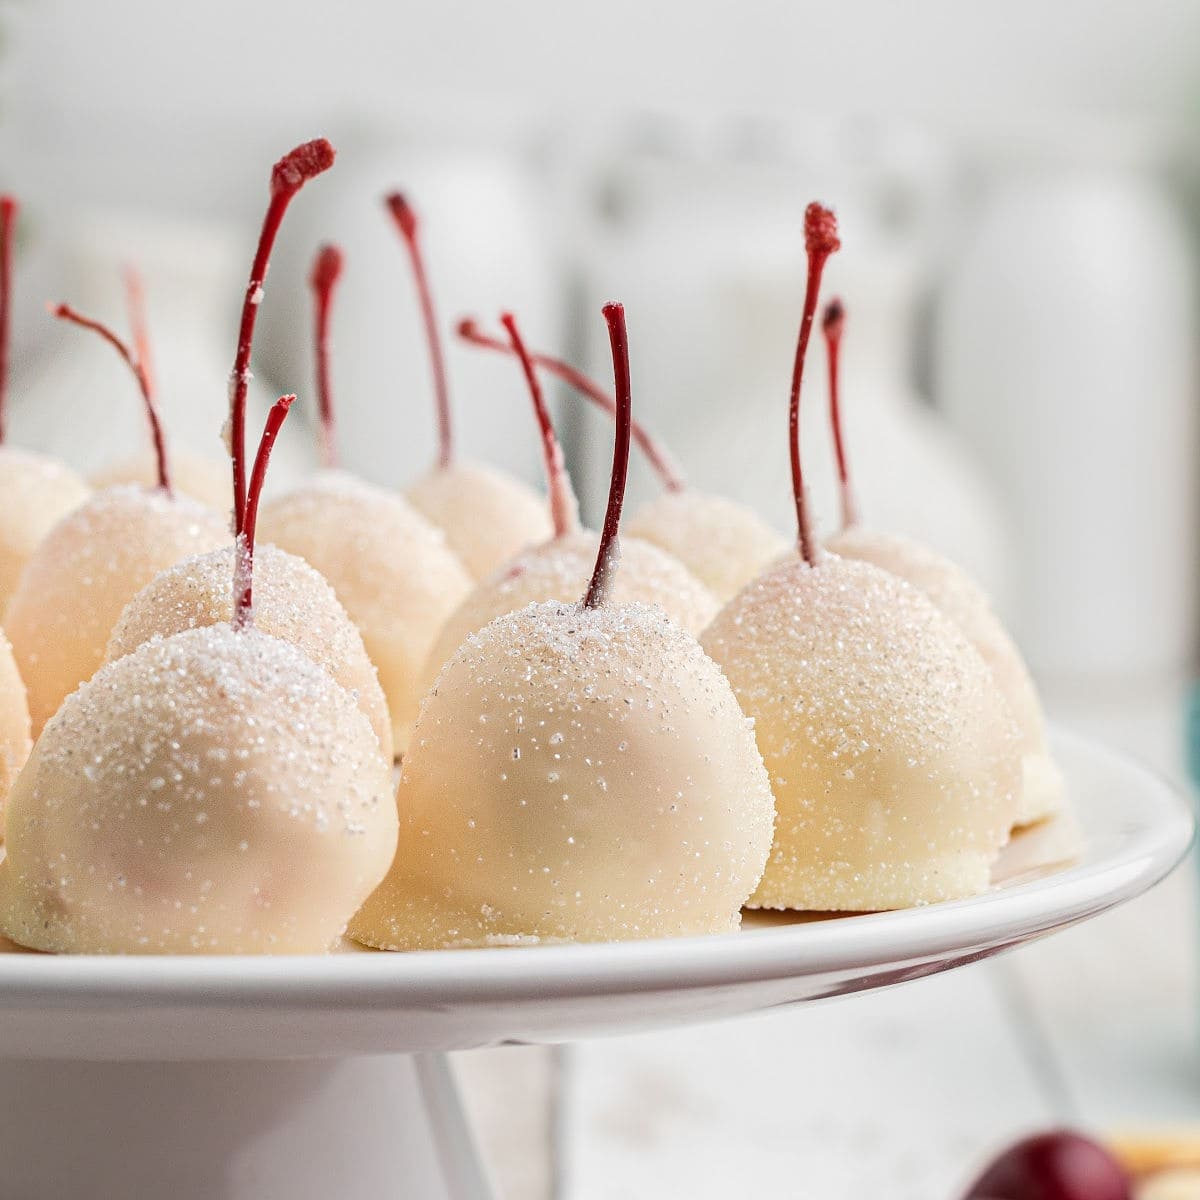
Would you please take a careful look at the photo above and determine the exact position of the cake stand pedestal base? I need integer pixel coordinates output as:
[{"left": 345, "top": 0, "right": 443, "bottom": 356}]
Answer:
[{"left": 0, "top": 1053, "right": 495, "bottom": 1200}]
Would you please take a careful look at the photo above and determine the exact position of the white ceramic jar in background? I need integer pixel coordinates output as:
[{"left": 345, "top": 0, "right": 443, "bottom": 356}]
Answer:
[
  {"left": 936, "top": 141, "right": 1197, "bottom": 688},
  {"left": 572, "top": 116, "right": 1011, "bottom": 602}
]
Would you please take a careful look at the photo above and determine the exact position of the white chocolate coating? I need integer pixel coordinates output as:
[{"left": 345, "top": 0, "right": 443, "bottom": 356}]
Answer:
[
  {"left": 4, "top": 485, "right": 227, "bottom": 736},
  {"left": 91, "top": 450, "right": 231, "bottom": 517},
  {"left": 0, "top": 625, "right": 398, "bottom": 954},
  {"left": 350, "top": 601, "right": 774, "bottom": 949},
  {"left": 0, "top": 628, "right": 31, "bottom": 831},
  {"left": 406, "top": 459, "right": 553, "bottom": 580},
  {"left": 628, "top": 488, "right": 788, "bottom": 604},
  {"left": 701, "top": 554, "right": 1021, "bottom": 911},
  {"left": 0, "top": 446, "right": 90, "bottom": 613},
  {"left": 427, "top": 530, "right": 717, "bottom": 681},
  {"left": 107, "top": 543, "right": 394, "bottom": 762},
  {"left": 827, "top": 526, "right": 1062, "bottom": 827},
  {"left": 260, "top": 471, "right": 472, "bottom": 756}
]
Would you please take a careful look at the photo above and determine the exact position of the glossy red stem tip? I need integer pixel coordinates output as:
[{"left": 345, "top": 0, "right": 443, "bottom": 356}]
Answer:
[
  {"left": 386, "top": 191, "right": 452, "bottom": 471},
  {"left": 0, "top": 195, "right": 17, "bottom": 444},
  {"left": 789, "top": 202, "right": 841, "bottom": 566},
  {"left": 584, "top": 303, "right": 632, "bottom": 610},
  {"left": 500, "top": 312, "right": 577, "bottom": 538},
  {"left": 821, "top": 297, "right": 858, "bottom": 529},
  {"left": 233, "top": 393, "right": 296, "bottom": 631},
  {"left": 456, "top": 316, "right": 687, "bottom": 493},
  {"left": 50, "top": 300, "right": 172, "bottom": 495},
  {"left": 229, "top": 138, "right": 335, "bottom": 534},
  {"left": 271, "top": 140, "right": 336, "bottom": 196},
  {"left": 308, "top": 242, "right": 344, "bottom": 470}
]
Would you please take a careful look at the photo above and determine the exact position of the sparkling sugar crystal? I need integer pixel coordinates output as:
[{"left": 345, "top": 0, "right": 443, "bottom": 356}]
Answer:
[
  {"left": 106, "top": 541, "right": 393, "bottom": 761},
  {"left": 349, "top": 600, "right": 774, "bottom": 949},
  {"left": 627, "top": 487, "right": 788, "bottom": 605},
  {"left": 701, "top": 553, "right": 1022, "bottom": 912},
  {"left": 426, "top": 529, "right": 717, "bottom": 685},
  {"left": 4, "top": 484, "right": 227, "bottom": 736},
  {"left": 826, "top": 525, "right": 1064, "bottom": 828},
  {"left": 0, "top": 629, "right": 31, "bottom": 831},
  {"left": 259, "top": 469, "right": 472, "bottom": 756},
  {"left": 0, "top": 444, "right": 91, "bottom": 612},
  {"left": 0, "top": 624, "right": 397, "bottom": 954}
]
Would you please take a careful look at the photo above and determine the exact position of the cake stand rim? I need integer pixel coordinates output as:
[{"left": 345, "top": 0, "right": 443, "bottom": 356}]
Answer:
[{"left": 0, "top": 726, "right": 1186, "bottom": 1014}]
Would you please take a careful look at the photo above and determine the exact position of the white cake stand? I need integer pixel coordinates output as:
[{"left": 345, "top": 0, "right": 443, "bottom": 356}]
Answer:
[{"left": 0, "top": 731, "right": 1189, "bottom": 1200}]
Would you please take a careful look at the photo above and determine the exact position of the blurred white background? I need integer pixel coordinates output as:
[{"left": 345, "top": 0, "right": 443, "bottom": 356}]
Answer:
[{"left": 2, "top": 2, "right": 1198, "bottom": 1195}]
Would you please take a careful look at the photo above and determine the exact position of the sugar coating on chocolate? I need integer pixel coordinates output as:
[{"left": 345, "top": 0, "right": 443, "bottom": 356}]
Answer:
[
  {"left": 628, "top": 487, "right": 788, "bottom": 605},
  {"left": 427, "top": 529, "right": 718, "bottom": 681},
  {"left": 350, "top": 600, "right": 774, "bottom": 949},
  {"left": 406, "top": 459, "right": 553, "bottom": 580},
  {"left": 5, "top": 484, "right": 227, "bottom": 735},
  {"left": 107, "top": 542, "right": 393, "bottom": 761},
  {"left": 0, "top": 624, "right": 397, "bottom": 954},
  {"left": 91, "top": 449, "right": 230, "bottom": 516},
  {"left": 702, "top": 553, "right": 1021, "bottom": 911},
  {"left": 0, "top": 445, "right": 90, "bottom": 610},
  {"left": 826, "top": 526, "right": 1062, "bottom": 827},
  {"left": 0, "top": 627, "right": 31, "bottom": 831},
  {"left": 260, "top": 469, "right": 472, "bottom": 755}
]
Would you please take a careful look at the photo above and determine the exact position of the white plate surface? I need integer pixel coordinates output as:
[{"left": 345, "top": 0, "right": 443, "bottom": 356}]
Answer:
[{"left": 0, "top": 730, "right": 1189, "bottom": 1060}]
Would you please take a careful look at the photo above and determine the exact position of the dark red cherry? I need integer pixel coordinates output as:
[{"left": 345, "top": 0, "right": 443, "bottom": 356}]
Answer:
[{"left": 963, "top": 1130, "right": 1131, "bottom": 1200}]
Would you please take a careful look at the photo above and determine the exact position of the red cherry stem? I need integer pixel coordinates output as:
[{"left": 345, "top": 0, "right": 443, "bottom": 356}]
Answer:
[
  {"left": 122, "top": 264, "right": 156, "bottom": 401},
  {"left": 308, "top": 243, "right": 343, "bottom": 469},
  {"left": 499, "top": 312, "right": 578, "bottom": 538},
  {"left": 233, "top": 393, "right": 296, "bottom": 631},
  {"left": 584, "top": 303, "right": 632, "bottom": 610},
  {"left": 385, "top": 192, "right": 452, "bottom": 470},
  {"left": 0, "top": 195, "right": 16, "bottom": 444},
  {"left": 229, "top": 139, "right": 335, "bottom": 534},
  {"left": 50, "top": 301, "right": 172, "bottom": 495},
  {"left": 456, "top": 317, "right": 687, "bottom": 493},
  {"left": 789, "top": 203, "right": 841, "bottom": 566},
  {"left": 822, "top": 298, "right": 858, "bottom": 529}
]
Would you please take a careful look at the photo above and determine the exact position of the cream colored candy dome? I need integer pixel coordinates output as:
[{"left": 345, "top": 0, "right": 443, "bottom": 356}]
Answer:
[
  {"left": 0, "top": 624, "right": 398, "bottom": 954},
  {"left": 351, "top": 600, "right": 774, "bottom": 950},
  {"left": 406, "top": 459, "right": 553, "bottom": 581},
  {"left": 427, "top": 530, "right": 717, "bottom": 679},
  {"left": 91, "top": 449, "right": 230, "bottom": 516},
  {"left": 701, "top": 553, "right": 1022, "bottom": 911},
  {"left": 260, "top": 470, "right": 472, "bottom": 755},
  {"left": 826, "top": 526, "right": 1062, "bottom": 827},
  {"left": 628, "top": 488, "right": 787, "bottom": 605},
  {"left": 0, "top": 628, "right": 31, "bottom": 826},
  {"left": 0, "top": 446, "right": 90, "bottom": 612},
  {"left": 107, "top": 542, "right": 393, "bottom": 762},
  {"left": 5, "top": 485, "right": 227, "bottom": 736}
]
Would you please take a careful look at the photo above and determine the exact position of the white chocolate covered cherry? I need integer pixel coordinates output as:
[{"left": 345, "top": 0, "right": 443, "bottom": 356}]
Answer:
[
  {"left": 702, "top": 204, "right": 1021, "bottom": 911},
  {"left": 261, "top": 471, "right": 471, "bottom": 755},
  {"left": 351, "top": 302, "right": 772, "bottom": 948},
  {"left": 819, "top": 298, "right": 1062, "bottom": 827},
  {"left": 107, "top": 542, "right": 393, "bottom": 762},
  {"left": 427, "top": 313, "right": 714, "bottom": 678},
  {"left": 6, "top": 484, "right": 226, "bottom": 735}
]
